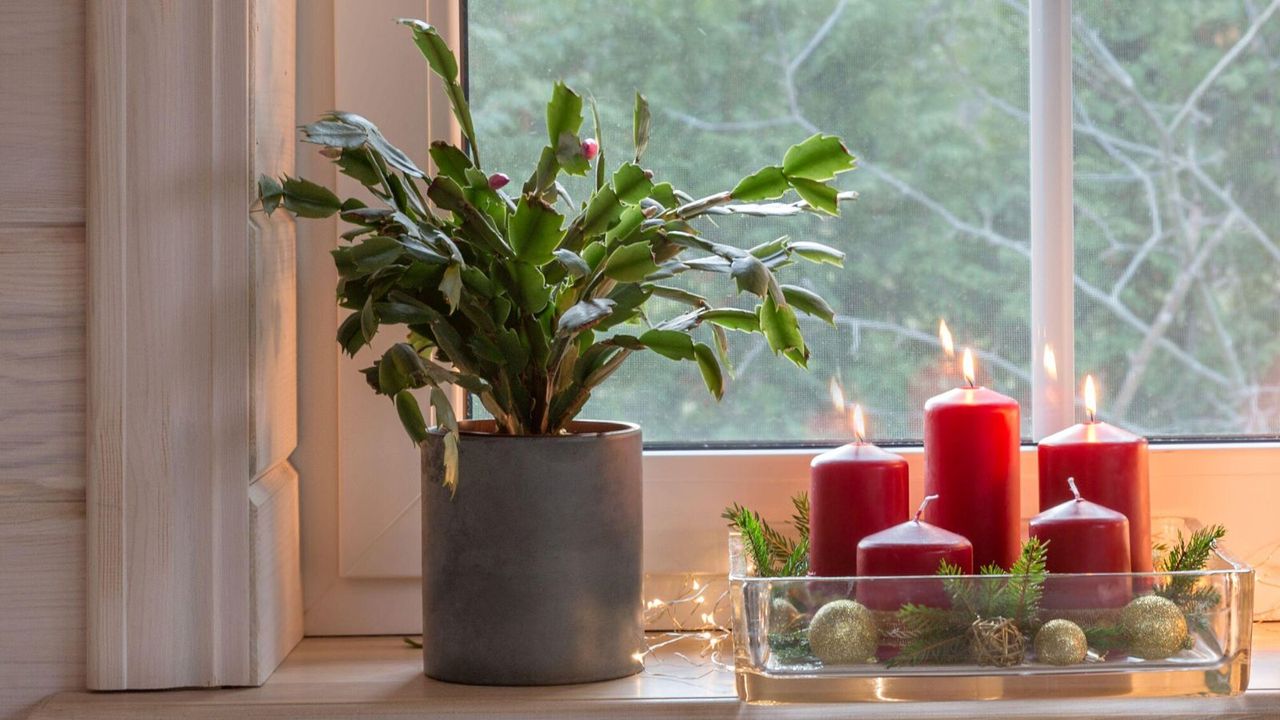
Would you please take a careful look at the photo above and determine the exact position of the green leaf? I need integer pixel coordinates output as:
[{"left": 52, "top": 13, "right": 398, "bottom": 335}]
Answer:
[
  {"left": 335, "top": 148, "right": 382, "bottom": 187},
  {"left": 730, "top": 255, "right": 771, "bottom": 296},
  {"left": 731, "top": 166, "right": 789, "bottom": 202},
  {"left": 429, "top": 141, "right": 472, "bottom": 183},
  {"left": 300, "top": 119, "right": 368, "bottom": 148},
  {"left": 790, "top": 241, "right": 846, "bottom": 266},
  {"left": 604, "top": 206, "right": 645, "bottom": 244},
  {"left": 781, "top": 284, "right": 836, "bottom": 324},
  {"left": 612, "top": 163, "right": 654, "bottom": 204},
  {"left": 326, "top": 112, "right": 425, "bottom": 178},
  {"left": 546, "top": 82, "right": 584, "bottom": 148},
  {"left": 281, "top": 176, "right": 342, "bottom": 218},
  {"left": 633, "top": 92, "right": 651, "bottom": 162},
  {"left": 523, "top": 146, "right": 560, "bottom": 196},
  {"left": 638, "top": 328, "right": 696, "bottom": 360},
  {"left": 360, "top": 295, "right": 379, "bottom": 342},
  {"left": 647, "top": 285, "right": 707, "bottom": 306},
  {"left": 394, "top": 391, "right": 429, "bottom": 444},
  {"left": 557, "top": 298, "right": 616, "bottom": 335},
  {"left": 790, "top": 177, "right": 840, "bottom": 215},
  {"left": 509, "top": 197, "right": 566, "bottom": 264},
  {"left": 427, "top": 176, "right": 511, "bottom": 256},
  {"left": 649, "top": 182, "right": 678, "bottom": 208},
  {"left": 258, "top": 175, "right": 283, "bottom": 214},
  {"left": 555, "top": 130, "right": 590, "bottom": 175},
  {"left": 604, "top": 242, "right": 659, "bottom": 282},
  {"left": 693, "top": 342, "right": 724, "bottom": 400},
  {"left": 440, "top": 264, "right": 463, "bottom": 313},
  {"left": 552, "top": 248, "right": 590, "bottom": 279},
  {"left": 579, "top": 187, "right": 622, "bottom": 237},
  {"left": 702, "top": 307, "right": 760, "bottom": 332},
  {"left": 398, "top": 20, "right": 478, "bottom": 165},
  {"left": 350, "top": 236, "right": 403, "bottom": 272},
  {"left": 510, "top": 262, "right": 550, "bottom": 314},
  {"left": 336, "top": 311, "right": 365, "bottom": 356},
  {"left": 782, "top": 133, "right": 856, "bottom": 181},
  {"left": 759, "top": 297, "right": 808, "bottom": 366}
]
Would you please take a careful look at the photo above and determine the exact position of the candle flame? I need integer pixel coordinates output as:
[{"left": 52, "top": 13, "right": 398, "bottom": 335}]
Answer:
[
  {"left": 939, "top": 319, "right": 955, "bottom": 358},
  {"left": 1043, "top": 343, "right": 1058, "bottom": 381},
  {"left": 852, "top": 404, "right": 866, "bottom": 443},
  {"left": 962, "top": 348, "right": 976, "bottom": 387},
  {"left": 1084, "top": 375, "right": 1097, "bottom": 422},
  {"left": 829, "top": 377, "right": 845, "bottom": 413}
]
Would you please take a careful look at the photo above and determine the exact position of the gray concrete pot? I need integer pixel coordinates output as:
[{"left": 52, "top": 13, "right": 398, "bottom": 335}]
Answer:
[{"left": 420, "top": 419, "right": 644, "bottom": 685}]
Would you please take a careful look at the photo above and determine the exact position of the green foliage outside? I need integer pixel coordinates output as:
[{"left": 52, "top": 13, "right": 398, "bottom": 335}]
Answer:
[{"left": 469, "top": 0, "right": 1280, "bottom": 443}]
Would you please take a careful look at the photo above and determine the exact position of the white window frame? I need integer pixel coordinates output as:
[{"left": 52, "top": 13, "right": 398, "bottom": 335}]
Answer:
[{"left": 296, "top": 0, "right": 1280, "bottom": 636}]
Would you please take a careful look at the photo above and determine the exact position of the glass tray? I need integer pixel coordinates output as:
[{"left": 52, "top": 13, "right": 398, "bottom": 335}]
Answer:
[{"left": 729, "top": 518, "right": 1254, "bottom": 703}]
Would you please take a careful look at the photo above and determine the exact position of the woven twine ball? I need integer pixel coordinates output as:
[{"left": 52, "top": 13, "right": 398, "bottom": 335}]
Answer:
[
  {"left": 807, "top": 599, "right": 877, "bottom": 665},
  {"left": 1033, "top": 619, "right": 1088, "bottom": 666},
  {"left": 1120, "top": 595, "right": 1188, "bottom": 659},
  {"left": 968, "top": 617, "right": 1026, "bottom": 667},
  {"left": 769, "top": 597, "right": 804, "bottom": 632}
]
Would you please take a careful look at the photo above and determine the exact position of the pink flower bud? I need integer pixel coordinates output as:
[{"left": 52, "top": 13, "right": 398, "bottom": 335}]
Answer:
[
  {"left": 643, "top": 169, "right": 654, "bottom": 180},
  {"left": 487, "top": 172, "right": 510, "bottom": 190},
  {"left": 581, "top": 138, "right": 599, "bottom": 161}
]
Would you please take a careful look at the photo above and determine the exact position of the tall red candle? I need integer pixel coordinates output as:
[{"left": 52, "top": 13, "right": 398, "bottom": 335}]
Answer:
[
  {"left": 923, "top": 349, "right": 1021, "bottom": 570},
  {"left": 1030, "top": 478, "right": 1131, "bottom": 608},
  {"left": 810, "top": 404, "right": 909, "bottom": 577},
  {"left": 856, "top": 495, "right": 973, "bottom": 610},
  {"left": 1037, "top": 375, "right": 1151, "bottom": 572}
]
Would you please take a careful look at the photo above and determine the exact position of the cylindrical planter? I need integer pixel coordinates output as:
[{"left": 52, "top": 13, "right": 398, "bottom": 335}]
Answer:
[{"left": 420, "top": 419, "right": 644, "bottom": 685}]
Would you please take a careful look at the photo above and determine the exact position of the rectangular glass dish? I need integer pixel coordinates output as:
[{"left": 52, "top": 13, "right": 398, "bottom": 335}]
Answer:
[{"left": 729, "top": 519, "right": 1254, "bottom": 703}]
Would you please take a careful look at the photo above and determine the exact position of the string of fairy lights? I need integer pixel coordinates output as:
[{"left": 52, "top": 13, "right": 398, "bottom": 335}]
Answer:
[{"left": 634, "top": 575, "right": 732, "bottom": 678}]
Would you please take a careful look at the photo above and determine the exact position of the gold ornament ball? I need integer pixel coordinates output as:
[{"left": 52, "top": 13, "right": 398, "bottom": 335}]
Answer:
[
  {"left": 807, "top": 599, "right": 876, "bottom": 665},
  {"left": 1120, "top": 595, "right": 1188, "bottom": 659},
  {"left": 969, "top": 617, "right": 1026, "bottom": 667},
  {"left": 1034, "top": 619, "right": 1087, "bottom": 666}
]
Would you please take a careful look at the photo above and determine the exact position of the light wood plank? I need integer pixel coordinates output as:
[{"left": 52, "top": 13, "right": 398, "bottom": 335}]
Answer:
[
  {"left": 87, "top": 0, "right": 300, "bottom": 689},
  {"left": 29, "top": 629, "right": 1280, "bottom": 719},
  {"left": 0, "top": 227, "right": 85, "bottom": 503},
  {"left": 249, "top": 462, "right": 304, "bottom": 685},
  {"left": 0, "top": 0, "right": 85, "bottom": 224},
  {"left": 0, "top": 502, "right": 84, "bottom": 720}
]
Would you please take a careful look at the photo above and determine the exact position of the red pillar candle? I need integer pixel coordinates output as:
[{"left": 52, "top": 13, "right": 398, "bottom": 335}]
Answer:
[
  {"left": 1030, "top": 478, "right": 1131, "bottom": 609},
  {"left": 810, "top": 404, "right": 909, "bottom": 577},
  {"left": 856, "top": 495, "right": 973, "bottom": 610},
  {"left": 923, "top": 349, "right": 1021, "bottom": 570},
  {"left": 1037, "top": 375, "right": 1151, "bottom": 572}
]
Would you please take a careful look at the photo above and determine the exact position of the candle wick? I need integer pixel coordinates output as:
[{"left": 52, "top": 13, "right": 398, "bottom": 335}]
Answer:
[
  {"left": 1067, "top": 477, "right": 1082, "bottom": 502},
  {"left": 915, "top": 494, "right": 939, "bottom": 523},
  {"left": 1087, "top": 409, "right": 1095, "bottom": 423}
]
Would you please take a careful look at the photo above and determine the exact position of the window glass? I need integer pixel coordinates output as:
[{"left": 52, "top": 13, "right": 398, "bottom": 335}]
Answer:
[
  {"left": 468, "top": 1, "right": 1033, "bottom": 445},
  {"left": 1073, "top": 1, "right": 1280, "bottom": 437}
]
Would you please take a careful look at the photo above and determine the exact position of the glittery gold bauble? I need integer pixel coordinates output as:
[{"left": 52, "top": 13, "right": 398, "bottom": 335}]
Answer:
[
  {"left": 807, "top": 600, "right": 876, "bottom": 665},
  {"left": 1120, "top": 595, "right": 1188, "bottom": 659},
  {"left": 1033, "top": 619, "right": 1087, "bottom": 665},
  {"left": 968, "top": 617, "right": 1025, "bottom": 667}
]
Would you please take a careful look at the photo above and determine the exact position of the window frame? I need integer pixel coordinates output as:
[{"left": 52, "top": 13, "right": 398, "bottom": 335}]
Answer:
[{"left": 294, "top": 0, "right": 1280, "bottom": 636}]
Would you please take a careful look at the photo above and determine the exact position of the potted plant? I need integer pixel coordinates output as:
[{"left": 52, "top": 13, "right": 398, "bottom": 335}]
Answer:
[{"left": 258, "top": 19, "right": 856, "bottom": 686}]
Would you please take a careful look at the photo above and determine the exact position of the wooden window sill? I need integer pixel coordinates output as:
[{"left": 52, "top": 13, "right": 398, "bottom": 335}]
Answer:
[{"left": 32, "top": 624, "right": 1280, "bottom": 719}]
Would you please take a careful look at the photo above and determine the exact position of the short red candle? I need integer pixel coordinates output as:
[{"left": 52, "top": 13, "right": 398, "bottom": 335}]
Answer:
[
  {"left": 1037, "top": 378, "right": 1151, "bottom": 573},
  {"left": 923, "top": 351, "right": 1021, "bottom": 570},
  {"left": 856, "top": 495, "right": 973, "bottom": 610},
  {"left": 810, "top": 416, "right": 909, "bottom": 577},
  {"left": 1030, "top": 478, "right": 1131, "bottom": 608}
]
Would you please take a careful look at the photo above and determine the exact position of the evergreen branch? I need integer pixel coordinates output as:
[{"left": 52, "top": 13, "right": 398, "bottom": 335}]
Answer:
[
  {"left": 1157, "top": 525, "right": 1226, "bottom": 600},
  {"left": 780, "top": 537, "right": 810, "bottom": 577},
  {"left": 791, "top": 492, "right": 810, "bottom": 543},
  {"left": 889, "top": 604, "right": 971, "bottom": 667}
]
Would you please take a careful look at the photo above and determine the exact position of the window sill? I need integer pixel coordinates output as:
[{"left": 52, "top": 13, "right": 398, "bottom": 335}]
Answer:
[{"left": 32, "top": 623, "right": 1280, "bottom": 719}]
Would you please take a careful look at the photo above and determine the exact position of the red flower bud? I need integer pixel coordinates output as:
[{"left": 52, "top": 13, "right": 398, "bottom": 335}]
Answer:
[
  {"left": 487, "top": 172, "right": 510, "bottom": 190},
  {"left": 581, "top": 138, "right": 599, "bottom": 161}
]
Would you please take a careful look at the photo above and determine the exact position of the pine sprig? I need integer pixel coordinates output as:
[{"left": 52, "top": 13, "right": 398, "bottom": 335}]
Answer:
[
  {"left": 722, "top": 493, "right": 810, "bottom": 577},
  {"left": 992, "top": 536, "right": 1048, "bottom": 626},
  {"left": 1157, "top": 524, "right": 1226, "bottom": 598},
  {"left": 791, "top": 492, "right": 810, "bottom": 541},
  {"left": 888, "top": 604, "right": 971, "bottom": 667}
]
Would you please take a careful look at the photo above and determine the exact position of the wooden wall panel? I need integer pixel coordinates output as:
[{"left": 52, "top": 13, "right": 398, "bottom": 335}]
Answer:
[
  {"left": 87, "top": 0, "right": 301, "bottom": 690},
  {"left": 0, "top": 0, "right": 85, "bottom": 224},
  {"left": 0, "top": 502, "right": 85, "bottom": 720},
  {"left": 0, "top": 227, "right": 86, "bottom": 503}
]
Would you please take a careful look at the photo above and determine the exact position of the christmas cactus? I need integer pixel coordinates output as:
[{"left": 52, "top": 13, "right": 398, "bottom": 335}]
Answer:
[{"left": 258, "top": 20, "right": 857, "bottom": 490}]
